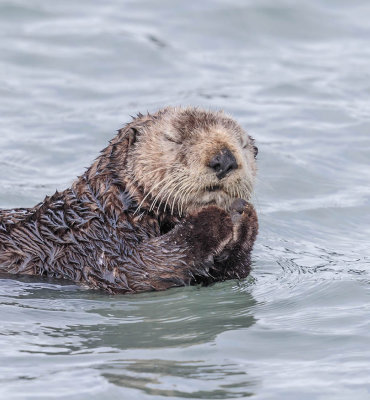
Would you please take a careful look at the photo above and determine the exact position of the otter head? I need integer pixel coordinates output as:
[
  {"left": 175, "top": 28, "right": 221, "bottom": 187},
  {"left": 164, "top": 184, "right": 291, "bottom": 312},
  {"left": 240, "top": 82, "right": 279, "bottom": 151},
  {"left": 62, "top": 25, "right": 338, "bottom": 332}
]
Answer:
[{"left": 123, "top": 107, "right": 257, "bottom": 216}]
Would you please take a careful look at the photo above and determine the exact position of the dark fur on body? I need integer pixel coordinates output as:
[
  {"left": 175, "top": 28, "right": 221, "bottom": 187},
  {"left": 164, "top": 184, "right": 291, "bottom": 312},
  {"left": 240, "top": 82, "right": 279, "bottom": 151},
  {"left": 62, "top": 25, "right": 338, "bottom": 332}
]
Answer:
[{"left": 0, "top": 107, "right": 258, "bottom": 293}]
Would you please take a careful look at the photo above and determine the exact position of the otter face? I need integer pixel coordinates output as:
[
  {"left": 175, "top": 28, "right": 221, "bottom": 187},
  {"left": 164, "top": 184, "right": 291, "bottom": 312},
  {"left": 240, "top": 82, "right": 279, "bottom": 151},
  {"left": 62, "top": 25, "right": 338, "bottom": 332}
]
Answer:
[{"left": 127, "top": 107, "right": 257, "bottom": 216}]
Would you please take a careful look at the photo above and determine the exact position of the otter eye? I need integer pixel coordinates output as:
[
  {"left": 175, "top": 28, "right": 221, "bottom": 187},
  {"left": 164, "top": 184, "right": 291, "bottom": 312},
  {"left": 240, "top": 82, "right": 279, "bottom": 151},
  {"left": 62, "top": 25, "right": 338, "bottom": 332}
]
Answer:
[{"left": 164, "top": 134, "right": 182, "bottom": 144}]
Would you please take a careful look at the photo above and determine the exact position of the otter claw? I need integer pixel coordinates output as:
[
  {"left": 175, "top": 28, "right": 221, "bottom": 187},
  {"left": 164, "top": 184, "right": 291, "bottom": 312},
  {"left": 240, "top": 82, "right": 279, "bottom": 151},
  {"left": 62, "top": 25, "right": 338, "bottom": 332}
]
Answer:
[{"left": 230, "top": 198, "right": 248, "bottom": 214}]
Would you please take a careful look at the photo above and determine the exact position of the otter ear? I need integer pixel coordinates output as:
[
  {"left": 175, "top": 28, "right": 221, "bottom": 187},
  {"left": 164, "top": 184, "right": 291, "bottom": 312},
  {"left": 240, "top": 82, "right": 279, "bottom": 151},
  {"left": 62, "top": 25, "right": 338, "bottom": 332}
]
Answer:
[
  {"left": 127, "top": 127, "right": 139, "bottom": 147},
  {"left": 249, "top": 135, "right": 258, "bottom": 158},
  {"left": 253, "top": 145, "right": 258, "bottom": 158}
]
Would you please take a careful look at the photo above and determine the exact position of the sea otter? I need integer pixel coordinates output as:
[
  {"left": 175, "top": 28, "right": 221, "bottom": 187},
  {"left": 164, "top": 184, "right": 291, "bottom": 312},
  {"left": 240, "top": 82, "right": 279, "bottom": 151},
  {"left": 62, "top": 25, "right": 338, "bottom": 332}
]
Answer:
[{"left": 0, "top": 107, "right": 258, "bottom": 294}]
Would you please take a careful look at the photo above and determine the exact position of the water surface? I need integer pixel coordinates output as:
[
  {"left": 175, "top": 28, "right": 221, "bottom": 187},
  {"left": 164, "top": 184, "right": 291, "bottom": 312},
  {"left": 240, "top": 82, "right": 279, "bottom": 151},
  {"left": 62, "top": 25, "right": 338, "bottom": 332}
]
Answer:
[{"left": 1, "top": 1, "right": 370, "bottom": 399}]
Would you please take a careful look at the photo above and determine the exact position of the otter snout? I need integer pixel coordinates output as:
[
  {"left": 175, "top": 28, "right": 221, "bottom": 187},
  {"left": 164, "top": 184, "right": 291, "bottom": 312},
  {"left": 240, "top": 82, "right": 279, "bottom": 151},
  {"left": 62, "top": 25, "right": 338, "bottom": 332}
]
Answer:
[{"left": 208, "top": 148, "right": 238, "bottom": 180}]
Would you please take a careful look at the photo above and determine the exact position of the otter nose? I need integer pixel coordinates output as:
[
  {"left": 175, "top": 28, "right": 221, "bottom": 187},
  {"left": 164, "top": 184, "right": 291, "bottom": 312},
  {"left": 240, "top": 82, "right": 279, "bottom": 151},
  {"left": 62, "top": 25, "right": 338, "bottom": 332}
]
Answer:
[{"left": 208, "top": 148, "right": 238, "bottom": 180}]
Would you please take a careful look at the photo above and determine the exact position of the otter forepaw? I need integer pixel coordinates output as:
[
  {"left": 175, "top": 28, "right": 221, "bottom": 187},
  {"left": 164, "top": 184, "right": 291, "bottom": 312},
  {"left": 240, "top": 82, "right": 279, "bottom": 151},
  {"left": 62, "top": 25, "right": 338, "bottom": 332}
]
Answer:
[
  {"left": 184, "top": 205, "right": 234, "bottom": 259},
  {"left": 230, "top": 198, "right": 248, "bottom": 214},
  {"left": 230, "top": 200, "right": 258, "bottom": 249}
]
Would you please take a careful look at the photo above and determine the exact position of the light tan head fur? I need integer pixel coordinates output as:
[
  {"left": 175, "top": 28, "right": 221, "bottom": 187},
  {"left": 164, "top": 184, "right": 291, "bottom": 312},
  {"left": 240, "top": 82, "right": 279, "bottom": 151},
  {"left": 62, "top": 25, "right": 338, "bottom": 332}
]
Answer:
[{"left": 121, "top": 107, "right": 257, "bottom": 217}]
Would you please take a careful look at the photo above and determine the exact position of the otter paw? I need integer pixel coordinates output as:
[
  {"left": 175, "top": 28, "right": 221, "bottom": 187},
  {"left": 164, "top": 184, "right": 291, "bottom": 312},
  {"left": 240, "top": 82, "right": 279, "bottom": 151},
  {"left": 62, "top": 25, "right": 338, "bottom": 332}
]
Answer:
[
  {"left": 230, "top": 198, "right": 248, "bottom": 214},
  {"left": 231, "top": 201, "right": 258, "bottom": 248},
  {"left": 213, "top": 201, "right": 258, "bottom": 270},
  {"left": 185, "top": 206, "right": 234, "bottom": 258}
]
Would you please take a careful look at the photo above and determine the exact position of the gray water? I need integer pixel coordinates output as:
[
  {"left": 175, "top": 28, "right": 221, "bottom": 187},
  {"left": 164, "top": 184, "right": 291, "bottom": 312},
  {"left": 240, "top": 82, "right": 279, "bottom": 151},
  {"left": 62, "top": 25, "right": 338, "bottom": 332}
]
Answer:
[{"left": 0, "top": 1, "right": 369, "bottom": 399}]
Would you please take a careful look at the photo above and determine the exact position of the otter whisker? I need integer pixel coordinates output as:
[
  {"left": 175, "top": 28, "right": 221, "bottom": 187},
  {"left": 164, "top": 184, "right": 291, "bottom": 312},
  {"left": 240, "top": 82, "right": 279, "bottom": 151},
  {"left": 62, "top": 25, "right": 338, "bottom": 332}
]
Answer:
[
  {"left": 162, "top": 176, "right": 188, "bottom": 213},
  {"left": 131, "top": 167, "right": 175, "bottom": 202},
  {"left": 134, "top": 175, "right": 170, "bottom": 215},
  {"left": 133, "top": 166, "right": 177, "bottom": 213},
  {"left": 166, "top": 174, "right": 191, "bottom": 214},
  {"left": 178, "top": 181, "right": 192, "bottom": 216},
  {"left": 149, "top": 174, "right": 179, "bottom": 212},
  {"left": 181, "top": 179, "right": 200, "bottom": 215},
  {"left": 157, "top": 178, "right": 182, "bottom": 212},
  {"left": 242, "top": 181, "right": 251, "bottom": 201},
  {"left": 170, "top": 183, "right": 186, "bottom": 216},
  {"left": 171, "top": 177, "right": 197, "bottom": 216},
  {"left": 228, "top": 182, "right": 235, "bottom": 200},
  {"left": 178, "top": 178, "right": 197, "bottom": 216},
  {"left": 137, "top": 167, "right": 185, "bottom": 213},
  {"left": 237, "top": 183, "right": 242, "bottom": 200}
]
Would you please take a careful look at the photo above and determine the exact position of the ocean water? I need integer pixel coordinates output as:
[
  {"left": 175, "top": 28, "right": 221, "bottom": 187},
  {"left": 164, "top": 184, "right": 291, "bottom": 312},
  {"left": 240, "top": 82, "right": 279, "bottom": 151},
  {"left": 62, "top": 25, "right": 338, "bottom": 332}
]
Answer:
[{"left": 0, "top": 1, "right": 369, "bottom": 399}]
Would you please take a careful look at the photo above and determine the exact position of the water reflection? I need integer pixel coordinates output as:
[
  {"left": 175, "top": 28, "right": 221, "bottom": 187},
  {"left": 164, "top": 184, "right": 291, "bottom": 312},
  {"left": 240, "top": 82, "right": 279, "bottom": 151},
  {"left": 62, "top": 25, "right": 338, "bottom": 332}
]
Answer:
[
  {"left": 0, "top": 279, "right": 257, "bottom": 397},
  {"left": 1, "top": 280, "right": 256, "bottom": 352},
  {"left": 100, "top": 359, "right": 254, "bottom": 398}
]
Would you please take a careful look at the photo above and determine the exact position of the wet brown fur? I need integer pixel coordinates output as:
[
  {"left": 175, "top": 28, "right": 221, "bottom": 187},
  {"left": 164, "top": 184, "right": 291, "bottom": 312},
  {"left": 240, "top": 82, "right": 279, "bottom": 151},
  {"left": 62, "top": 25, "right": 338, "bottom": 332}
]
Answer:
[{"left": 0, "top": 107, "right": 258, "bottom": 293}]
